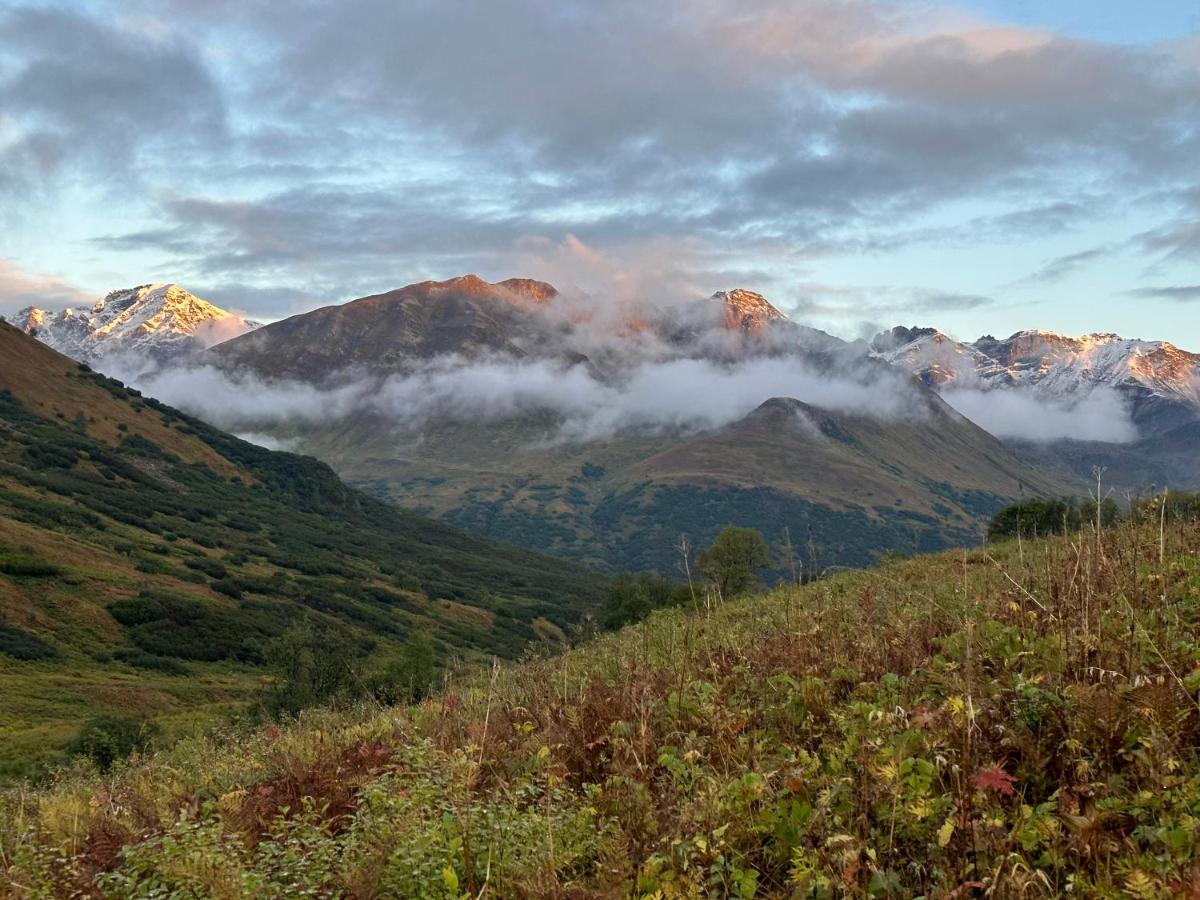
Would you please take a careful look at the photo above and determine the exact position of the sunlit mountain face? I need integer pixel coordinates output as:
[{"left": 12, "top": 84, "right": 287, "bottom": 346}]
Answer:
[{"left": 16, "top": 284, "right": 258, "bottom": 376}]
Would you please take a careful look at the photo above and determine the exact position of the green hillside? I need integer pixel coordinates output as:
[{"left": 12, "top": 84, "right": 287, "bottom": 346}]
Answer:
[
  {"left": 0, "top": 323, "right": 602, "bottom": 779},
  {"left": 4, "top": 515, "right": 1198, "bottom": 896},
  {"left": 288, "top": 395, "right": 1063, "bottom": 575}
]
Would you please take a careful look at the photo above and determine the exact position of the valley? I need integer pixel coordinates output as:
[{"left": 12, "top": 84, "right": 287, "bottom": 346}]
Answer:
[{"left": 0, "top": 322, "right": 601, "bottom": 778}]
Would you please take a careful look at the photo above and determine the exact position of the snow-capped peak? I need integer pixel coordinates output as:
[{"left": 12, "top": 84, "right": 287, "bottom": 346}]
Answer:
[
  {"left": 873, "top": 324, "right": 1200, "bottom": 419},
  {"left": 18, "top": 283, "right": 259, "bottom": 374}
]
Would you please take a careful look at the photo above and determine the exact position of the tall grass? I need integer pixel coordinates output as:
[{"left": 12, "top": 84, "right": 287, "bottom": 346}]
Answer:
[{"left": 3, "top": 517, "right": 1199, "bottom": 897}]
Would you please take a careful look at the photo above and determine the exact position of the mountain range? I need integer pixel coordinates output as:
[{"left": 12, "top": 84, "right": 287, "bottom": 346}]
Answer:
[
  {"left": 872, "top": 326, "right": 1200, "bottom": 488},
  {"left": 15, "top": 283, "right": 258, "bottom": 376},
  {"left": 872, "top": 325, "right": 1200, "bottom": 435},
  {"left": 202, "top": 276, "right": 1057, "bottom": 573},
  {"left": 18, "top": 275, "right": 1199, "bottom": 575}
]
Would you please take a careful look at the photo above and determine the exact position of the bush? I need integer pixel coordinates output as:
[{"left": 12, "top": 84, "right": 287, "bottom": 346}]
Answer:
[
  {"left": 1129, "top": 490, "right": 1200, "bottom": 526},
  {"left": 108, "top": 591, "right": 282, "bottom": 663},
  {"left": 0, "top": 622, "right": 59, "bottom": 660},
  {"left": 367, "top": 629, "right": 441, "bottom": 705},
  {"left": 602, "top": 572, "right": 691, "bottom": 629},
  {"left": 0, "top": 551, "right": 61, "bottom": 578},
  {"left": 264, "top": 621, "right": 364, "bottom": 715},
  {"left": 698, "top": 526, "right": 771, "bottom": 598},
  {"left": 68, "top": 714, "right": 159, "bottom": 771},
  {"left": 988, "top": 497, "right": 1121, "bottom": 541}
]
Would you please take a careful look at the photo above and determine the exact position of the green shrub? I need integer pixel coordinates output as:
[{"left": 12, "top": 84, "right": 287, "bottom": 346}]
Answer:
[
  {"left": 988, "top": 497, "right": 1121, "bottom": 541},
  {"left": 602, "top": 572, "right": 691, "bottom": 629},
  {"left": 68, "top": 714, "right": 159, "bottom": 771},
  {"left": 0, "top": 552, "right": 61, "bottom": 578},
  {"left": 698, "top": 526, "right": 772, "bottom": 598},
  {"left": 264, "top": 621, "right": 364, "bottom": 715},
  {"left": 0, "top": 623, "right": 59, "bottom": 660}
]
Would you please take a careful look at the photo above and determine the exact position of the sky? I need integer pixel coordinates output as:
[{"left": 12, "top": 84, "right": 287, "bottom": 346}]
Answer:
[{"left": 1, "top": 0, "right": 1198, "bottom": 345}]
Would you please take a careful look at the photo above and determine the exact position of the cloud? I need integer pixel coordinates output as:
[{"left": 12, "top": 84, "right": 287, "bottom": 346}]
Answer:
[
  {"left": 134, "top": 351, "right": 924, "bottom": 444},
  {"left": 4, "top": 0, "right": 1200, "bottom": 322},
  {"left": 940, "top": 386, "right": 1138, "bottom": 443},
  {"left": 1125, "top": 284, "right": 1200, "bottom": 302},
  {"left": 0, "top": 258, "right": 90, "bottom": 316},
  {"left": 787, "top": 283, "right": 995, "bottom": 323},
  {"left": 1015, "top": 246, "right": 1110, "bottom": 286},
  {"left": 0, "top": 6, "right": 226, "bottom": 195},
  {"left": 1134, "top": 221, "right": 1200, "bottom": 264}
]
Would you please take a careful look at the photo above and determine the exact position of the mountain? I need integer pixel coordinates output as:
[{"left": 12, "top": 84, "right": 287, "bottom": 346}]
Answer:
[
  {"left": 208, "top": 274, "right": 836, "bottom": 380},
  {"left": 16, "top": 283, "right": 258, "bottom": 375},
  {"left": 873, "top": 326, "right": 1200, "bottom": 489},
  {"left": 0, "top": 321, "right": 602, "bottom": 778},
  {"left": 209, "top": 275, "right": 565, "bottom": 379},
  {"left": 874, "top": 326, "right": 1200, "bottom": 435},
  {"left": 200, "top": 276, "right": 1061, "bottom": 574}
]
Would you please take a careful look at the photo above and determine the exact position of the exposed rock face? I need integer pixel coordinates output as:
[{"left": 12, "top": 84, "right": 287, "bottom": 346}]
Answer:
[{"left": 711, "top": 289, "right": 787, "bottom": 333}]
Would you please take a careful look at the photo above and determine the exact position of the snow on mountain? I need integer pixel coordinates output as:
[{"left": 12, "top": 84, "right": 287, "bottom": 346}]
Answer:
[
  {"left": 873, "top": 326, "right": 1200, "bottom": 436},
  {"left": 875, "top": 327, "right": 1200, "bottom": 398},
  {"left": 16, "top": 284, "right": 259, "bottom": 373}
]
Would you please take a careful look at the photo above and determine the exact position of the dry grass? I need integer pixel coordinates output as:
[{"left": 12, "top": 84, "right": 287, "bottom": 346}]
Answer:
[{"left": 4, "top": 519, "right": 1200, "bottom": 896}]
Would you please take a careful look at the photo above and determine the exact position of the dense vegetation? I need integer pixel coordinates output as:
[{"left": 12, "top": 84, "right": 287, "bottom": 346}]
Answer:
[
  {"left": 0, "top": 323, "right": 603, "bottom": 778},
  {"left": 4, "top": 516, "right": 1198, "bottom": 896},
  {"left": 988, "top": 492, "right": 1200, "bottom": 541}
]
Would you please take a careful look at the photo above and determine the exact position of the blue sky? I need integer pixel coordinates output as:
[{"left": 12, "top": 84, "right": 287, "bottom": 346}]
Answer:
[{"left": 1, "top": 0, "right": 1198, "bottom": 346}]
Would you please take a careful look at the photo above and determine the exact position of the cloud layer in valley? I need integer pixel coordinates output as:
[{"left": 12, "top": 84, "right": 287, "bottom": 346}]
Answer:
[
  {"left": 940, "top": 386, "right": 1139, "bottom": 444},
  {"left": 136, "top": 353, "right": 927, "bottom": 445}
]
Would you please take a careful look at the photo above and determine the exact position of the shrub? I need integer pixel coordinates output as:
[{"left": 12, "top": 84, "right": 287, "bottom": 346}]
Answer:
[
  {"left": 602, "top": 572, "right": 691, "bottom": 629},
  {"left": 988, "top": 497, "right": 1121, "bottom": 541},
  {"left": 68, "top": 714, "right": 159, "bottom": 771},
  {"left": 0, "top": 622, "right": 59, "bottom": 660},
  {"left": 367, "top": 629, "right": 441, "bottom": 705},
  {"left": 0, "top": 551, "right": 61, "bottom": 578},
  {"left": 264, "top": 621, "right": 364, "bottom": 715}
]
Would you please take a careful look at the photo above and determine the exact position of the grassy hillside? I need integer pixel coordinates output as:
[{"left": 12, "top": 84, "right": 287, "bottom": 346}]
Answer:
[
  {"left": 4, "top": 518, "right": 1198, "bottom": 896},
  {"left": 0, "top": 323, "right": 602, "bottom": 778},
  {"left": 285, "top": 395, "right": 1064, "bottom": 575}
]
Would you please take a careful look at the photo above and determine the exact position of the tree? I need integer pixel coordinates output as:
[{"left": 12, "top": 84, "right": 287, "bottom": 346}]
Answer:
[
  {"left": 987, "top": 497, "right": 1122, "bottom": 542},
  {"left": 264, "top": 621, "right": 361, "bottom": 715},
  {"left": 698, "top": 526, "right": 771, "bottom": 598},
  {"left": 369, "top": 629, "right": 440, "bottom": 705},
  {"left": 601, "top": 572, "right": 690, "bottom": 629},
  {"left": 69, "top": 714, "right": 159, "bottom": 772}
]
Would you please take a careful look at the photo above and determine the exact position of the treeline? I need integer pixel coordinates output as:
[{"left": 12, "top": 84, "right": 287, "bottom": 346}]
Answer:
[{"left": 987, "top": 490, "right": 1200, "bottom": 541}]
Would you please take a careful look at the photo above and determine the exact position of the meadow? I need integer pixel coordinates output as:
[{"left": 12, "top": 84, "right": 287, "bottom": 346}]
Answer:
[{"left": 3, "top": 513, "right": 1198, "bottom": 897}]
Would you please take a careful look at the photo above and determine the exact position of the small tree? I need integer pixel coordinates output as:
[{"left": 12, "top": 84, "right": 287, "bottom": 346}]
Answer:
[
  {"left": 698, "top": 526, "right": 771, "bottom": 599},
  {"left": 69, "top": 714, "right": 159, "bottom": 772},
  {"left": 601, "top": 572, "right": 690, "bottom": 629},
  {"left": 369, "top": 629, "right": 440, "bottom": 705},
  {"left": 264, "top": 621, "right": 361, "bottom": 715}
]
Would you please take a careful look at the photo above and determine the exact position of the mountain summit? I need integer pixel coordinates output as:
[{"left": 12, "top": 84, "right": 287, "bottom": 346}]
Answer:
[
  {"left": 711, "top": 289, "right": 787, "bottom": 333},
  {"left": 17, "top": 284, "right": 258, "bottom": 373},
  {"left": 874, "top": 326, "right": 1200, "bottom": 435}
]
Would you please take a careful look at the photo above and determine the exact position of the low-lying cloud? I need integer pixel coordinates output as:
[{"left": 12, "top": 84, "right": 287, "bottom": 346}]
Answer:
[
  {"left": 940, "top": 386, "right": 1138, "bottom": 443},
  {"left": 135, "top": 353, "right": 925, "bottom": 444}
]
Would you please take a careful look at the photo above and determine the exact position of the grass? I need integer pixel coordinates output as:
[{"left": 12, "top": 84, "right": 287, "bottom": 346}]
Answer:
[
  {"left": 0, "top": 323, "right": 604, "bottom": 779},
  {"left": 3, "top": 518, "right": 1199, "bottom": 897}
]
